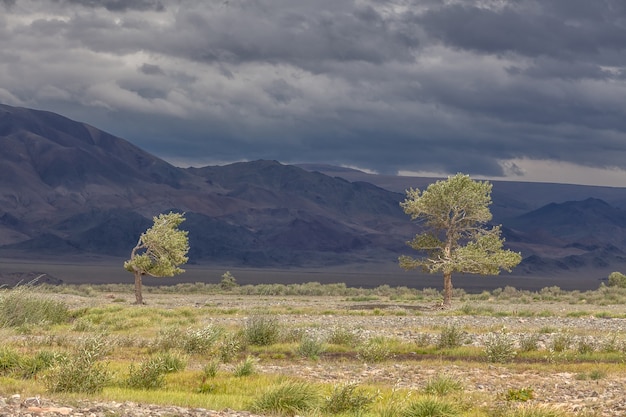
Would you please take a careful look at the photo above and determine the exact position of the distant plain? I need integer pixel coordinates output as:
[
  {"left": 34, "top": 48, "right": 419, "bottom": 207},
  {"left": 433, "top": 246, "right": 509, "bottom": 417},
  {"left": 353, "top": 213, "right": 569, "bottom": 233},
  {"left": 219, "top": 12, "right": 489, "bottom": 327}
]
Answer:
[{"left": 0, "top": 256, "right": 611, "bottom": 292}]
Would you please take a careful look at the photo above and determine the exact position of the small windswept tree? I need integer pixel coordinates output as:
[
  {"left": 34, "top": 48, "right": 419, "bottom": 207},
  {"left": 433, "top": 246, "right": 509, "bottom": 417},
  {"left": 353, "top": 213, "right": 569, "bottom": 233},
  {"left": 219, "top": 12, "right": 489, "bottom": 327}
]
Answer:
[
  {"left": 124, "top": 212, "right": 189, "bottom": 304},
  {"left": 399, "top": 174, "right": 521, "bottom": 307}
]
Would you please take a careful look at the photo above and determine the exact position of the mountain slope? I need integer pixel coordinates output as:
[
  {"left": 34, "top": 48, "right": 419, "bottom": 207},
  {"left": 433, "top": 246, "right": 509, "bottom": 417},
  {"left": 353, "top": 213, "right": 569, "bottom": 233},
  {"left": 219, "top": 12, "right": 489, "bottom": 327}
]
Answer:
[
  {"left": 0, "top": 104, "right": 414, "bottom": 267},
  {"left": 1, "top": 104, "right": 626, "bottom": 278}
]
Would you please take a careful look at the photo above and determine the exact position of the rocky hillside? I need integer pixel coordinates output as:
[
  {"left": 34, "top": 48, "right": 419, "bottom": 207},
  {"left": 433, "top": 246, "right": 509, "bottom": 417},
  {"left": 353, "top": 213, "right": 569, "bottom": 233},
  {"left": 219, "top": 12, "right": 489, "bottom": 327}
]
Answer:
[{"left": 1, "top": 103, "right": 626, "bottom": 277}]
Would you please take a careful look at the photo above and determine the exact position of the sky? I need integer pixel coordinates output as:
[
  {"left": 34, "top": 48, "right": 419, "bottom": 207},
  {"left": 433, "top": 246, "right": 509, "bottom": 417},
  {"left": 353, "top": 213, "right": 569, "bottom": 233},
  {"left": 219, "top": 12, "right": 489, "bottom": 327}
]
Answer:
[{"left": 1, "top": 0, "right": 626, "bottom": 187}]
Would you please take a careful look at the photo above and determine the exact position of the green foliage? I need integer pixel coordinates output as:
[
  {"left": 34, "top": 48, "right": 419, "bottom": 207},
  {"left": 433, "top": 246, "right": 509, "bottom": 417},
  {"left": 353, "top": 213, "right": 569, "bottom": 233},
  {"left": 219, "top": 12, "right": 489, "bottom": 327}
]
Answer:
[
  {"left": 233, "top": 355, "right": 257, "bottom": 377},
  {"left": 251, "top": 381, "right": 321, "bottom": 416},
  {"left": 401, "top": 396, "right": 460, "bottom": 417},
  {"left": 518, "top": 333, "right": 540, "bottom": 352},
  {"left": 0, "top": 285, "right": 69, "bottom": 328},
  {"left": 327, "top": 327, "right": 361, "bottom": 347},
  {"left": 484, "top": 329, "right": 517, "bottom": 363},
  {"left": 202, "top": 360, "right": 220, "bottom": 379},
  {"left": 220, "top": 271, "right": 238, "bottom": 290},
  {"left": 218, "top": 331, "right": 245, "bottom": 363},
  {"left": 436, "top": 324, "right": 467, "bottom": 349},
  {"left": 423, "top": 374, "right": 464, "bottom": 396},
  {"left": 244, "top": 315, "right": 280, "bottom": 346},
  {"left": 45, "top": 333, "right": 112, "bottom": 393},
  {"left": 0, "top": 346, "right": 23, "bottom": 375},
  {"left": 357, "top": 338, "right": 393, "bottom": 363},
  {"left": 607, "top": 271, "right": 626, "bottom": 288},
  {"left": 295, "top": 335, "right": 325, "bottom": 360},
  {"left": 576, "top": 336, "right": 596, "bottom": 354},
  {"left": 181, "top": 325, "right": 224, "bottom": 354},
  {"left": 124, "top": 212, "right": 190, "bottom": 304},
  {"left": 151, "top": 325, "right": 223, "bottom": 354},
  {"left": 399, "top": 174, "right": 521, "bottom": 306},
  {"left": 322, "top": 382, "right": 376, "bottom": 414},
  {"left": 550, "top": 332, "right": 572, "bottom": 352},
  {"left": 126, "top": 352, "right": 186, "bottom": 390},
  {"left": 505, "top": 387, "right": 535, "bottom": 402}
]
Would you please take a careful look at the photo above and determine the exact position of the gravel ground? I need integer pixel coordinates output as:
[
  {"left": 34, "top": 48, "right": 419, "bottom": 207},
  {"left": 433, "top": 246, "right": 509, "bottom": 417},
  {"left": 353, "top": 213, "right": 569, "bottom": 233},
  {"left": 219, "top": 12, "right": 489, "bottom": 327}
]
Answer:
[{"left": 3, "top": 292, "right": 626, "bottom": 416}]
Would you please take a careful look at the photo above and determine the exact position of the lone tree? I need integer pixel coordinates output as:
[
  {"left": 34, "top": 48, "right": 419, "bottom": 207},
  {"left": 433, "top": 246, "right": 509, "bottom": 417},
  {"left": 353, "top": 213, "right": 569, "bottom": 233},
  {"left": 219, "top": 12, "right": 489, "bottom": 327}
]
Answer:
[
  {"left": 399, "top": 174, "right": 521, "bottom": 307},
  {"left": 124, "top": 212, "right": 189, "bottom": 304}
]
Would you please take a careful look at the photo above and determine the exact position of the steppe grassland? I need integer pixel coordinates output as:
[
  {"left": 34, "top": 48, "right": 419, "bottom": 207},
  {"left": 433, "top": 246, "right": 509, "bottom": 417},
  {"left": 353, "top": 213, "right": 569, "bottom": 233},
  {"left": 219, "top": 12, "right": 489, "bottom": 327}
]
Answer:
[{"left": 0, "top": 280, "right": 625, "bottom": 417}]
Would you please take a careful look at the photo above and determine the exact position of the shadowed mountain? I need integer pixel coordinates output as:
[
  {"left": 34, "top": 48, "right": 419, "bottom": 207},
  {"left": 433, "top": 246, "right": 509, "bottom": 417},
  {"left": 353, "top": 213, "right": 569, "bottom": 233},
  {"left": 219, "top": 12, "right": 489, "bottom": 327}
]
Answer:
[
  {"left": 503, "top": 198, "right": 626, "bottom": 274},
  {"left": 2, "top": 104, "right": 626, "bottom": 283},
  {"left": 0, "top": 104, "right": 414, "bottom": 267}
]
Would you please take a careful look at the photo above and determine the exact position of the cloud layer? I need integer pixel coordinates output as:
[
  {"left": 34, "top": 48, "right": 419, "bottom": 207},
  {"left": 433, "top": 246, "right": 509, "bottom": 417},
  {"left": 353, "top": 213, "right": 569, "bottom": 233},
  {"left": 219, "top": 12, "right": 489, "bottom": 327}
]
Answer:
[{"left": 2, "top": 0, "right": 626, "bottom": 185}]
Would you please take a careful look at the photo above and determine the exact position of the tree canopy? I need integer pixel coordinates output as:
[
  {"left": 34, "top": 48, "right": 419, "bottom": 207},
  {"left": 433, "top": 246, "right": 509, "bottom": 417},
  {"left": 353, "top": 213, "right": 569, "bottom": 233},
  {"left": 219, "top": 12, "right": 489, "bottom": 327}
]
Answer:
[
  {"left": 124, "top": 212, "right": 189, "bottom": 304},
  {"left": 399, "top": 174, "right": 521, "bottom": 307}
]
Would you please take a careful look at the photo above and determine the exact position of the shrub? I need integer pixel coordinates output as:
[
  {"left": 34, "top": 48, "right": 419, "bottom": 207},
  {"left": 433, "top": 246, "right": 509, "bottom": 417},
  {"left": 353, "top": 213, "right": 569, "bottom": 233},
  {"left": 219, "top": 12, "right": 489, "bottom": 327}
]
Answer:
[
  {"left": 518, "top": 333, "right": 540, "bottom": 352},
  {"left": 484, "top": 329, "right": 517, "bottom": 363},
  {"left": 244, "top": 316, "right": 280, "bottom": 346},
  {"left": 505, "top": 387, "right": 534, "bottom": 402},
  {"left": 203, "top": 360, "right": 220, "bottom": 378},
  {"left": 327, "top": 327, "right": 361, "bottom": 347},
  {"left": 608, "top": 271, "right": 626, "bottom": 288},
  {"left": 181, "top": 325, "right": 224, "bottom": 354},
  {"left": 126, "top": 351, "right": 186, "bottom": 389},
  {"left": 436, "top": 324, "right": 467, "bottom": 349},
  {"left": 220, "top": 271, "right": 238, "bottom": 290},
  {"left": 45, "top": 333, "right": 111, "bottom": 393},
  {"left": 233, "top": 355, "right": 257, "bottom": 377},
  {"left": 423, "top": 374, "right": 463, "bottom": 396},
  {"left": 576, "top": 336, "right": 596, "bottom": 354},
  {"left": 322, "top": 382, "right": 376, "bottom": 414},
  {"left": 550, "top": 333, "right": 572, "bottom": 352},
  {"left": 0, "top": 346, "right": 23, "bottom": 376},
  {"left": 295, "top": 336, "right": 325, "bottom": 360},
  {"left": 0, "top": 285, "right": 69, "bottom": 328},
  {"left": 401, "top": 396, "right": 459, "bottom": 417},
  {"left": 20, "top": 351, "right": 63, "bottom": 379},
  {"left": 251, "top": 381, "right": 321, "bottom": 416},
  {"left": 126, "top": 359, "right": 166, "bottom": 390},
  {"left": 357, "top": 338, "right": 393, "bottom": 363},
  {"left": 218, "top": 332, "right": 244, "bottom": 363}
]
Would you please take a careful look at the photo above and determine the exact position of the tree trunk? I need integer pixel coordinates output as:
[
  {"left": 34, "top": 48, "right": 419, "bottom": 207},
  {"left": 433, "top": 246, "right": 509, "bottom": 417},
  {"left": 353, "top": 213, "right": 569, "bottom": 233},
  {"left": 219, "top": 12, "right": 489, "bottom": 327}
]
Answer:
[
  {"left": 134, "top": 271, "right": 144, "bottom": 305},
  {"left": 442, "top": 271, "right": 453, "bottom": 307}
]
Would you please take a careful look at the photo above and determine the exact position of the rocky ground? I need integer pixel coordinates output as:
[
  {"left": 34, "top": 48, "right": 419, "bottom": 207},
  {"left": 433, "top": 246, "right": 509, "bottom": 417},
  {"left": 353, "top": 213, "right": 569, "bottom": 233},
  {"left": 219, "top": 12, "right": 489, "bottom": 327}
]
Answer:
[{"left": 2, "top": 293, "right": 626, "bottom": 416}]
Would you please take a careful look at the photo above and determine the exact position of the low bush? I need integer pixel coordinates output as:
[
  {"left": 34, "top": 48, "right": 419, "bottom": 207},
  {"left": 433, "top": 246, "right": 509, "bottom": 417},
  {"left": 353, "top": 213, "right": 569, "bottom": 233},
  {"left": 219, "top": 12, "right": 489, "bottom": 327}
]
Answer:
[
  {"left": 181, "top": 325, "right": 224, "bottom": 354},
  {"left": 608, "top": 271, "right": 626, "bottom": 288},
  {"left": 436, "top": 324, "right": 467, "bottom": 349},
  {"left": 327, "top": 327, "right": 361, "bottom": 347},
  {"left": 44, "top": 333, "right": 111, "bottom": 393},
  {"left": 233, "top": 355, "right": 257, "bottom": 377},
  {"left": 251, "top": 381, "right": 321, "bottom": 416},
  {"left": 0, "top": 285, "right": 69, "bottom": 328},
  {"left": 126, "top": 351, "right": 186, "bottom": 390},
  {"left": 423, "top": 374, "right": 463, "bottom": 396},
  {"left": 357, "top": 338, "right": 393, "bottom": 363},
  {"left": 322, "top": 382, "right": 376, "bottom": 414},
  {"left": 218, "top": 331, "right": 245, "bottom": 363},
  {"left": 295, "top": 335, "right": 325, "bottom": 360},
  {"left": 518, "top": 333, "right": 540, "bottom": 352},
  {"left": 484, "top": 329, "right": 517, "bottom": 363},
  {"left": 505, "top": 387, "right": 534, "bottom": 402},
  {"left": 401, "top": 396, "right": 460, "bottom": 417},
  {"left": 244, "top": 316, "right": 280, "bottom": 346}
]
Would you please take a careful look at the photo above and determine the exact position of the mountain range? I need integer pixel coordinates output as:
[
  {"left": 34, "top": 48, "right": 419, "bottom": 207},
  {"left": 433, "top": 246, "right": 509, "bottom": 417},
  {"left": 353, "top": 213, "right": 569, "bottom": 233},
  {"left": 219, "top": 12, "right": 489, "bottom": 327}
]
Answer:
[{"left": 1, "top": 103, "right": 626, "bottom": 288}]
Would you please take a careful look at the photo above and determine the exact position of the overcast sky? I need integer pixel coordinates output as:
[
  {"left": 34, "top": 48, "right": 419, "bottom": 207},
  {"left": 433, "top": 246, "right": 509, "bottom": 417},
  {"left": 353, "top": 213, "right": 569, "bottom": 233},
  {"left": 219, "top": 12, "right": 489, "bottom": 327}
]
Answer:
[{"left": 2, "top": 0, "right": 626, "bottom": 187}]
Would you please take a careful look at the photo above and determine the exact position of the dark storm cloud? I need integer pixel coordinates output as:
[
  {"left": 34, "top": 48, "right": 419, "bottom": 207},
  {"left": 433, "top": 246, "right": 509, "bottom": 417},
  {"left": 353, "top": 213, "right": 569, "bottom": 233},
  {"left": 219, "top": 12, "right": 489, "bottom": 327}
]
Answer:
[
  {"left": 419, "top": 1, "right": 626, "bottom": 59},
  {"left": 1, "top": 0, "right": 626, "bottom": 185},
  {"left": 55, "top": 0, "right": 165, "bottom": 12}
]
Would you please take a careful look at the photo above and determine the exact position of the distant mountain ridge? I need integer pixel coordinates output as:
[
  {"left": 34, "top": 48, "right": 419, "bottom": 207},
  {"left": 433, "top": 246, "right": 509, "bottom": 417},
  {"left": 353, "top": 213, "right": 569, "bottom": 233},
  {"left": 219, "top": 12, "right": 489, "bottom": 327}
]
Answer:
[{"left": 1, "top": 104, "right": 626, "bottom": 285}]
